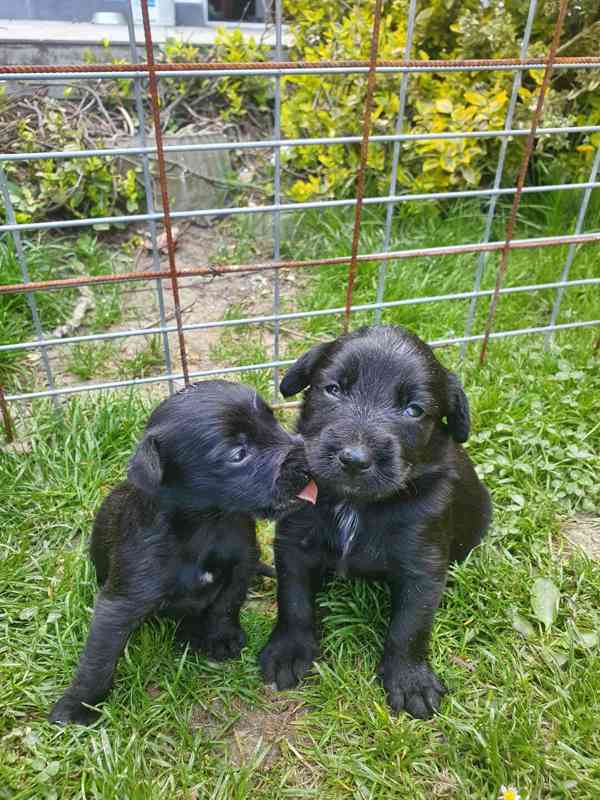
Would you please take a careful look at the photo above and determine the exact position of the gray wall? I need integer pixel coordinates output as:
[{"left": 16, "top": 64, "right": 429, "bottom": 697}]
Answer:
[
  {"left": 0, "top": 0, "right": 261, "bottom": 26},
  {"left": 0, "top": 1, "right": 129, "bottom": 22}
]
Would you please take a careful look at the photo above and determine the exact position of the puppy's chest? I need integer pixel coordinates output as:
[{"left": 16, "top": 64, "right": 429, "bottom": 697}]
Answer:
[
  {"left": 331, "top": 503, "right": 361, "bottom": 559},
  {"left": 324, "top": 503, "right": 384, "bottom": 575}
]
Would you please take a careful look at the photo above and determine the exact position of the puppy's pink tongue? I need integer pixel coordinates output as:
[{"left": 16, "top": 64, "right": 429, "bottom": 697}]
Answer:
[{"left": 297, "top": 479, "right": 318, "bottom": 505}]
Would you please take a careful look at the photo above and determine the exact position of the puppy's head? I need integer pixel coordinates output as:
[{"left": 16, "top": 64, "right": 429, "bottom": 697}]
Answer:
[
  {"left": 280, "top": 326, "right": 470, "bottom": 502},
  {"left": 127, "top": 380, "right": 312, "bottom": 517}
]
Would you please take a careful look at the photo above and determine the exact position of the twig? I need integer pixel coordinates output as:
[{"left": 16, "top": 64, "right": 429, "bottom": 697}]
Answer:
[
  {"left": 51, "top": 82, "right": 120, "bottom": 136},
  {"left": 143, "top": 295, "right": 202, "bottom": 329},
  {"left": 21, "top": 99, "right": 45, "bottom": 134},
  {"left": 52, "top": 286, "right": 95, "bottom": 338},
  {"left": 557, "top": 21, "right": 600, "bottom": 56},
  {"left": 161, "top": 91, "right": 190, "bottom": 130},
  {"left": 117, "top": 105, "right": 136, "bottom": 137},
  {"left": 181, "top": 102, "right": 226, "bottom": 131}
]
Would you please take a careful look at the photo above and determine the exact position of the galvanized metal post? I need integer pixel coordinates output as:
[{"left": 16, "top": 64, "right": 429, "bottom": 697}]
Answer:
[
  {"left": 545, "top": 146, "right": 600, "bottom": 347},
  {"left": 461, "top": 0, "right": 538, "bottom": 357},
  {"left": 0, "top": 167, "right": 58, "bottom": 408},
  {"left": 271, "top": 0, "right": 283, "bottom": 399}
]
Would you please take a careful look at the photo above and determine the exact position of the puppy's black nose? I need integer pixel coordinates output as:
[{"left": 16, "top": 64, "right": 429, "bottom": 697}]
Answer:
[{"left": 338, "top": 446, "right": 372, "bottom": 472}]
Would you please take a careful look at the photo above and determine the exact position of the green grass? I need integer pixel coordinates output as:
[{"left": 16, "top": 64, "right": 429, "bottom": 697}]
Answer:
[
  {"left": 1, "top": 197, "right": 599, "bottom": 799},
  {"left": 210, "top": 304, "right": 273, "bottom": 397},
  {"left": 0, "top": 234, "right": 125, "bottom": 392},
  {"left": 64, "top": 336, "right": 166, "bottom": 383},
  {"left": 280, "top": 193, "right": 600, "bottom": 351},
  {"left": 217, "top": 193, "right": 600, "bottom": 393}
]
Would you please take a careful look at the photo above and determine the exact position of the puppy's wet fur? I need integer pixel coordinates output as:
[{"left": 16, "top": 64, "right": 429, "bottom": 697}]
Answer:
[
  {"left": 259, "top": 326, "right": 491, "bottom": 719},
  {"left": 49, "top": 380, "right": 310, "bottom": 726}
]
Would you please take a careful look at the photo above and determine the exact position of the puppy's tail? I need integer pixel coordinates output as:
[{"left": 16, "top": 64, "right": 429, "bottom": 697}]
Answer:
[{"left": 256, "top": 561, "right": 276, "bottom": 579}]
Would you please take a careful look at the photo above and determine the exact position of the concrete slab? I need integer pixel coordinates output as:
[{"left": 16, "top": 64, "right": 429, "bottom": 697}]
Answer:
[
  {"left": 0, "top": 19, "right": 290, "bottom": 66},
  {"left": 0, "top": 19, "right": 290, "bottom": 46}
]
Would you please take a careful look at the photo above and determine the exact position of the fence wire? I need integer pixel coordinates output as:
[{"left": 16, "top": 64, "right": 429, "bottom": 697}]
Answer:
[{"left": 0, "top": 0, "right": 598, "bottom": 414}]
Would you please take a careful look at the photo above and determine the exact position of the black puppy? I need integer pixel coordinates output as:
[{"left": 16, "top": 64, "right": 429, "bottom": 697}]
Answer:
[
  {"left": 49, "top": 380, "right": 313, "bottom": 725},
  {"left": 259, "top": 325, "right": 491, "bottom": 719}
]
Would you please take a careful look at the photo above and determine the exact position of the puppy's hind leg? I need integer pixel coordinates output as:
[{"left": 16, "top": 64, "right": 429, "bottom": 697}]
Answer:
[
  {"left": 180, "top": 560, "right": 254, "bottom": 662},
  {"left": 49, "top": 592, "right": 153, "bottom": 725}
]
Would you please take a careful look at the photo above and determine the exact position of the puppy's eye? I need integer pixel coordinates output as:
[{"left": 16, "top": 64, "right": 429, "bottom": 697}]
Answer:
[
  {"left": 403, "top": 403, "right": 424, "bottom": 418},
  {"left": 324, "top": 383, "right": 341, "bottom": 397},
  {"left": 229, "top": 446, "right": 248, "bottom": 463}
]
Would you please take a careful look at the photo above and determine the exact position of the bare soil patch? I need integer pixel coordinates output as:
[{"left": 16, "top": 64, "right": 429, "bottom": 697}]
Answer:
[
  {"left": 229, "top": 694, "right": 308, "bottom": 769},
  {"left": 559, "top": 514, "right": 600, "bottom": 560},
  {"left": 118, "top": 222, "right": 303, "bottom": 373},
  {"left": 27, "top": 221, "right": 304, "bottom": 395},
  {"left": 189, "top": 692, "right": 309, "bottom": 771}
]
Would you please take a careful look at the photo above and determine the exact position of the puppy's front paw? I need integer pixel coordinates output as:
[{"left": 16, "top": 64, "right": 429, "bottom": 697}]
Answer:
[
  {"left": 259, "top": 629, "right": 318, "bottom": 690},
  {"left": 49, "top": 694, "right": 100, "bottom": 726},
  {"left": 377, "top": 658, "right": 447, "bottom": 719}
]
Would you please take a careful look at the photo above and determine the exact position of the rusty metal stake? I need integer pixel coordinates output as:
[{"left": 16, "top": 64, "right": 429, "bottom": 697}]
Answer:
[
  {"left": 478, "top": 0, "right": 569, "bottom": 365},
  {"left": 0, "top": 386, "right": 15, "bottom": 443},
  {"left": 343, "top": 0, "right": 384, "bottom": 333},
  {"left": 139, "top": 0, "right": 190, "bottom": 385}
]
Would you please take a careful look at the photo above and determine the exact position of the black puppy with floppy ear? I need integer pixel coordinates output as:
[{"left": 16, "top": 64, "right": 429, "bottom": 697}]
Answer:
[
  {"left": 49, "top": 380, "right": 314, "bottom": 726},
  {"left": 260, "top": 325, "right": 491, "bottom": 719}
]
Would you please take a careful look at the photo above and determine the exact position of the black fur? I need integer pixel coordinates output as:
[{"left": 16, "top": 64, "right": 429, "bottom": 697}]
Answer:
[
  {"left": 260, "top": 326, "right": 491, "bottom": 719},
  {"left": 49, "top": 380, "right": 310, "bottom": 725}
]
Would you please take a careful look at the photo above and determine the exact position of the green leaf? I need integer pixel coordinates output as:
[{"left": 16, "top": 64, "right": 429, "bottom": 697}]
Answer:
[
  {"left": 573, "top": 629, "right": 599, "bottom": 650},
  {"left": 531, "top": 578, "right": 560, "bottom": 629},
  {"left": 510, "top": 609, "right": 535, "bottom": 639},
  {"left": 435, "top": 98, "right": 453, "bottom": 114}
]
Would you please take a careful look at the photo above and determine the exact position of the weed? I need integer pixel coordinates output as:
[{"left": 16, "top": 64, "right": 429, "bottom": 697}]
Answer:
[
  {"left": 118, "top": 336, "right": 166, "bottom": 380},
  {"left": 65, "top": 341, "right": 117, "bottom": 382}
]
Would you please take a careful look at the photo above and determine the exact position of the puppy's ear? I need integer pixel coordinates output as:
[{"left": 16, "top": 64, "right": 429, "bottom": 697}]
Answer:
[
  {"left": 127, "top": 433, "right": 164, "bottom": 494},
  {"left": 446, "top": 372, "right": 470, "bottom": 443},
  {"left": 280, "top": 341, "right": 332, "bottom": 397}
]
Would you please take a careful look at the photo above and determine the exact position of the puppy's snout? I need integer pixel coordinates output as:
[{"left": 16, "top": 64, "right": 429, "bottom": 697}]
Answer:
[{"left": 338, "top": 445, "right": 372, "bottom": 473}]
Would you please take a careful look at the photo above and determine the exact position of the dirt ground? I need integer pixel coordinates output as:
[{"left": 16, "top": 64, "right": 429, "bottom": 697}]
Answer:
[
  {"left": 559, "top": 514, "right": 600, "bottom": 561},
  {"left": 188, "top": 691, "right": 310, "bottom": 771},
  {"left": 30, "top": 220, "right": 305, "bottom": 395},
  {"left": 117, "top": 222, "right": 303, "bottom": 372}
]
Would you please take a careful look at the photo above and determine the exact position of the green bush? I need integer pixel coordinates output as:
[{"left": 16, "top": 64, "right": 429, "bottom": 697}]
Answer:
[
  {"left": 1, "top": 101, "right": 141, "bottom": 226},
  {"left": 2, "top": 6, "right": 598, "bottom": 225},
  {"left": 158, "top": 29, "right": 270, "bottom": 126},
  {"left": 280, "top": 0, "right": 600, "bottom": 201},
  {"left": 0, "top": 31, "right": 270, "bottom": 225}
]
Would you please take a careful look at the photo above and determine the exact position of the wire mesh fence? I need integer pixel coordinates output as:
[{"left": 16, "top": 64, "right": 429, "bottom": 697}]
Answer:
[{"left": 0, "top": 0, "right": 599, "bottom": 422}]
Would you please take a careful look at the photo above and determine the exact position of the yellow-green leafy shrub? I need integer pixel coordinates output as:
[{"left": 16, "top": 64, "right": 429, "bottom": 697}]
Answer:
[
  {"left": 158, "top": 29, "right": 270, "bottom": 125},
  {"left": 280, "top": 0, "right": 599, "bottom": 202}
]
